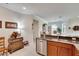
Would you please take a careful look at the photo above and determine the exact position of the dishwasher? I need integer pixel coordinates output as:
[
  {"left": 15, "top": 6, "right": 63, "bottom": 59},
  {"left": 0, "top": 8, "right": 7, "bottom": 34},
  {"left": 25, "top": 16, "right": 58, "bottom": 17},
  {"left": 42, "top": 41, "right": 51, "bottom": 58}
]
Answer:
[{"left": 36, "top": 38, "right": 47, "bottom": 56}]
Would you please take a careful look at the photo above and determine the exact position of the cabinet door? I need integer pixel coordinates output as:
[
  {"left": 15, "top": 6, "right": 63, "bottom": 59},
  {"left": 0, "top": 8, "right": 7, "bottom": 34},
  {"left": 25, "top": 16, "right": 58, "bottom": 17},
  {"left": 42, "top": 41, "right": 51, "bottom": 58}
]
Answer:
[
  {"left": 58, "top": 47, "right": 72, "bottom": 56},
  {"left": 48, "top": 45, "right": 58, "bottom": 56}
]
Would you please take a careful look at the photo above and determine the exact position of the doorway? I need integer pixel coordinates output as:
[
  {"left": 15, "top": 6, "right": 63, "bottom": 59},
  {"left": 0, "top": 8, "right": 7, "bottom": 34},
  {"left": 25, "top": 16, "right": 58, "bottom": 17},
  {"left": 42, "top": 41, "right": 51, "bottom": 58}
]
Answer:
[
  {"left": 32, "top": 19, "right": 39, "bottom": 41},
  {"left": 32, "top": 19, "right": 39, "bottom": 53}
]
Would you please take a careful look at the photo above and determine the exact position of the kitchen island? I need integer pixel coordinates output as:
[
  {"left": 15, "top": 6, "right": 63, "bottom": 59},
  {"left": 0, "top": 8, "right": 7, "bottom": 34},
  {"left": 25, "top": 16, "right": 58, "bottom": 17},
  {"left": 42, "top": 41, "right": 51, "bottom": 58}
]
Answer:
[{"left": 36, "top": 35, "right": 79, "bottom": 56}]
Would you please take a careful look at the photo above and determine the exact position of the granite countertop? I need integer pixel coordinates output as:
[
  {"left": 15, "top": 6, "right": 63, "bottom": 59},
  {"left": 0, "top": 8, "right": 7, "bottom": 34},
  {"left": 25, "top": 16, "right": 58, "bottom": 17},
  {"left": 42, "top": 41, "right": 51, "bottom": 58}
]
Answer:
[
  {"left": 41, "top": 34, "right": 79, "bottom": 50},
  {"left": 45, "top": 34, "right": 79, "bottom": 38}
]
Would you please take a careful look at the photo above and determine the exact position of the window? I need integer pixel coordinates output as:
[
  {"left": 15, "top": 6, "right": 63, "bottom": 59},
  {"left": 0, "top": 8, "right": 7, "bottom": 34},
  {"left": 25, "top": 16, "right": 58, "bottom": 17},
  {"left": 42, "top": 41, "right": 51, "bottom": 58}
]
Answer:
[{"left": 51, "top": 25, "right": 58, "bottom": 34}]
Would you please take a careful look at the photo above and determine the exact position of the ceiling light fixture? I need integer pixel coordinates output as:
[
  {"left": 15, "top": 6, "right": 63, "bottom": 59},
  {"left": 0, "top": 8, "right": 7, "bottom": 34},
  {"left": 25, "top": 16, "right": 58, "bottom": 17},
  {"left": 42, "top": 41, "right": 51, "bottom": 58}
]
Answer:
[{"left": 22, "top": 6, "right": 26, "bottom": 10}]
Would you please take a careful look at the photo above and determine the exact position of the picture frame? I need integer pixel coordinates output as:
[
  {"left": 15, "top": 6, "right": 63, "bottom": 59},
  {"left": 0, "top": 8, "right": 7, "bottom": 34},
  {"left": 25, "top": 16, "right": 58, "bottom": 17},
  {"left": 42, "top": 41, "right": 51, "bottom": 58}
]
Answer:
[
  {"left": 5, "top": 21, "right": 18, "bottom": 29},
  {"left": 0, "top": 21, "right": 2, "bottom": 28},
  {"left": 73, "top": 25, "right": 79, "bottom": 31}
]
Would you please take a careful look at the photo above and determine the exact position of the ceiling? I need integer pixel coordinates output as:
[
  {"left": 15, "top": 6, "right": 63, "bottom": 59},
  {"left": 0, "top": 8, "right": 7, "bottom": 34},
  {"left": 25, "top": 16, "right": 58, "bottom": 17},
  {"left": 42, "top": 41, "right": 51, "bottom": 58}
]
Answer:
[{"left": 0, "top": 3, "right": 79, "bottom": 22}]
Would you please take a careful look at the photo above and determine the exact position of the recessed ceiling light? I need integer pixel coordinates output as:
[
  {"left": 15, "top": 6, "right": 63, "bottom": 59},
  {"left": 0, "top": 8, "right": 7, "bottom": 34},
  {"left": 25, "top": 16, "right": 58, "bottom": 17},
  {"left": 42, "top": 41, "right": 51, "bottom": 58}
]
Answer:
[
  {"left": 77, "top": 16, "right": 79, "bottom": 18},
  {"left": 22, "top": 6, "right": 26, "bottom": 10}
]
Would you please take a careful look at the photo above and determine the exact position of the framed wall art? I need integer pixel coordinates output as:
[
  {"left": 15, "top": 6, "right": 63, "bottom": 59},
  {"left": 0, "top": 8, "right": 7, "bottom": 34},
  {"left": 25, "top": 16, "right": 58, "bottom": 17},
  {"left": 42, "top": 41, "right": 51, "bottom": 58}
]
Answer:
[
  {"left": 73, "top": 25, "right": 79, "bottom": 31},
  {"left": 5, "top": 21, "right": 18, "bottom": 29}
]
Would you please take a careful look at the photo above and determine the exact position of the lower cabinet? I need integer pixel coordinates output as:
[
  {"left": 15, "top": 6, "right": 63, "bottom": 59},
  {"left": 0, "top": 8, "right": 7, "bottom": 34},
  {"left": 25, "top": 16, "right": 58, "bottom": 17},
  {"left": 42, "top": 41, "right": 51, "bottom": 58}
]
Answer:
[
  {"left": 58, "top": 47, "right": 72, "bottom": 56},
  {"left": 47, "top": 45, "right": 57, "bottom": 56},
  {"left": 47, "top": 41, "right": 75, "bottom": 56}
]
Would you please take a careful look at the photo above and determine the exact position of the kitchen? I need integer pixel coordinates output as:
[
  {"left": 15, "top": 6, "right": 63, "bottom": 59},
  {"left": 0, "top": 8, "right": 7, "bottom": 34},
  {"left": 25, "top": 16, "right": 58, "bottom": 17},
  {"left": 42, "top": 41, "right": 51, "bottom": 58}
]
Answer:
[{"left": 36, "top": 16, "right": 79, "bottom": 56}]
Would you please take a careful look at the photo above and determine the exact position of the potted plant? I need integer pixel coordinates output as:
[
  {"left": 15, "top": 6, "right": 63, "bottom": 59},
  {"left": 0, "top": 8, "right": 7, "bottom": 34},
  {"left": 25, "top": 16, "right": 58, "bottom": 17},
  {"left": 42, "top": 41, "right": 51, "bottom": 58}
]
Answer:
[{"left": 57, "top": 27, "right": 62, "bottom": 35}]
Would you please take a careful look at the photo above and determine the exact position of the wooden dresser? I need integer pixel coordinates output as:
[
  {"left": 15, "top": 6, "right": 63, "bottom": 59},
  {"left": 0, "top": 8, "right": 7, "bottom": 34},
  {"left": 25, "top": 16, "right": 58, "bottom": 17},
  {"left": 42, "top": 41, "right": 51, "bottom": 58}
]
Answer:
[{"left": 8, "top": 37, "right": 24, "bottom": 53}]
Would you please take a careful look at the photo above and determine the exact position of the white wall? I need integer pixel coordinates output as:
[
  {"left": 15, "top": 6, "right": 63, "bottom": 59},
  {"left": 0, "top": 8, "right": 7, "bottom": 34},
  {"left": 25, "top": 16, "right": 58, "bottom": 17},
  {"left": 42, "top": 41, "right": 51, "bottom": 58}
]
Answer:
[
  {"left": 0, "top": 6, "right": 47, "bottom": 55},
  {"left": 0, "top": 6, "right": 21, "bottom": 47},
  {"left": 61, "top": 17, "right": 79, "bottom": 36},
  {"left": 67, "top": 17, "right": 79, "bottom": 36},
  {"left": 33, "top": 16, "right": 48, "bottom": 37},
  {"left": 0, "top": 6, "right": 34, "bottom": 49}
]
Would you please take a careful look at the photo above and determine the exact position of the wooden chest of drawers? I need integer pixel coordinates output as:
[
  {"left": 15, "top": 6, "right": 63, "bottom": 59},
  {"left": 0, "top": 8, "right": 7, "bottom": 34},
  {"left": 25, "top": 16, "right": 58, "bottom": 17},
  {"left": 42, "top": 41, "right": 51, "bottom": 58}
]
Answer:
[{"left": 8, "top": 38, "right": 24, "bottom": 53}]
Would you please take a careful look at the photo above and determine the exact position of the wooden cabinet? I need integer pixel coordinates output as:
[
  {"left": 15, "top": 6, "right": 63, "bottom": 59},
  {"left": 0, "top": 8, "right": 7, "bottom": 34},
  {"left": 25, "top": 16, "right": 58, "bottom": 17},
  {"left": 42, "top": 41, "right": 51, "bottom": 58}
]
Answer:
[
  {"left": 47, "top": 41, "right": 75, "bottom": 56},
  {"left": 8, "top": 38, "right": 24, "bottom": 53},
  {"left": 48, "top": 45, "right": 57, "bottom": 56},
  {"left": 58, "top": 47, "right": 72, "bottom": 56}
]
